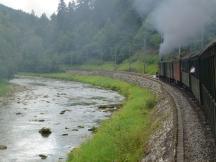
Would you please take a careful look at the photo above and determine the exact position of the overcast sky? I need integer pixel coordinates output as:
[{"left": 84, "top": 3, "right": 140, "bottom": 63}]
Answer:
[{"left": 0, "top": 0, "right": 71, "bottom": 17}]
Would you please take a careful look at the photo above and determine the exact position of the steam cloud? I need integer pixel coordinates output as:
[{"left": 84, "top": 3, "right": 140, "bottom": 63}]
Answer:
[
  {"left": 135, "top": 0, "right": 216, "bottom": 55},
  {"left": 134, "top": 0, "right": 160, "bottom": 16}
]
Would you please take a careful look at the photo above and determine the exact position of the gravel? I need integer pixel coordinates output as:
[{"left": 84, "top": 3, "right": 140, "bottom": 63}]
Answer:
[{"left": 164, "top": 83, "right": 216, "bottom": 161}]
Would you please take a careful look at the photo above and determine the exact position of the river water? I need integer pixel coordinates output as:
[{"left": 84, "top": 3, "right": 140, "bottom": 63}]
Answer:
[{"left": 0, "top": 76, "right": 124, "bottom": 162}]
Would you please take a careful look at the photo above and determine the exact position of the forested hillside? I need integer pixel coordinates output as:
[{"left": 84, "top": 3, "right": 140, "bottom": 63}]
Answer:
[
  {"left": 0, "top": 4, "right": 56, "bottom": 77},
  {"left": 0, "top": 0, "right": 162, "bottom": 78},
  {"left": 0, "top": 0, "right": 216, "bottom": 79}
]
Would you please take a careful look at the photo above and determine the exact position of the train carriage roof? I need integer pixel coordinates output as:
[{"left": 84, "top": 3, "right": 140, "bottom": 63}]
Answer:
[
  {"left": 181, "top": 53, "right": 197, "bottom": 60},
  {"left": 199, "top": 40, "right": 216, "bottom": 57},
  {"left": 160, "top": 40, "right": 216, "bottom": 62},
  {"left": 160, "top": 51, "right": 196, "bottom": 62}
]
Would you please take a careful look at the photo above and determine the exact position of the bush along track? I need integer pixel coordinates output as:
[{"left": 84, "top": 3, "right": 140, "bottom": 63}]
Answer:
[{"left": 26, "top": 73, "right": 158, "bottom": 162}]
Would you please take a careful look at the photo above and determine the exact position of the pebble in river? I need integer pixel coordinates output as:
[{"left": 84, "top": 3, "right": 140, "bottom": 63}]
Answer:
[
  {"left": 39, "top": 154, "right": 47, "bottom": 159},
  {"left": 0, "top": 145, "right": 7, "bottom": 150}
]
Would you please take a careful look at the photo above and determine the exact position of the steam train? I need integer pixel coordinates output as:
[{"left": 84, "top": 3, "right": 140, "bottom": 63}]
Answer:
[{"left": 159, "top": 41, "right": 216, "bottom": 138}]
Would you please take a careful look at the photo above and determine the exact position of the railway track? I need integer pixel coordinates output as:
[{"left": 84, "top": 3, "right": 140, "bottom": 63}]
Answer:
[
  {"left": 127, "top": 72, "right": 216, "bottom": 162},
  {"left": 126, "top": 72, "right": 216, "bottom": 162},
  {"left": 69, "top": 70, "right": 216, "bottom": 162},
  {"left": 165, "top": 83, "right": 216, "bottom": 161}
]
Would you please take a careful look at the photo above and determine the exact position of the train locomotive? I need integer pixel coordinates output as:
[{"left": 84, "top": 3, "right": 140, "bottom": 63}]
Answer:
[{"left": 159, "top": 41, "right": 216, "bottom": 138}]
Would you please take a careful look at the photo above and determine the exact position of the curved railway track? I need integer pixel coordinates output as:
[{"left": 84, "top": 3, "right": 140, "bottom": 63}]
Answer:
[
  {"left": 69, "top": 70, "right": 216, "bottom": 162},
  {"left": 163, "top": 82, "right": 216, "bottom": 161}
]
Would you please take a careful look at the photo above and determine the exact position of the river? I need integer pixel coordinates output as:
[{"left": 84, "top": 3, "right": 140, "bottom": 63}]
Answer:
[{"left": 0, "top": 76, "right": 124, "bottom": 162}]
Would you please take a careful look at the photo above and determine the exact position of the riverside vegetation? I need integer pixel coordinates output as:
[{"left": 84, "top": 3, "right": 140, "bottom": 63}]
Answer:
[
  {"left": 25, "top": 72, "right": 158, "bottom": 162},
  {"left": 0, "top": 80, "right": 13, "bottom": 96},
  {"left": 66, "top": 53, "right": 159, "bottom": 75}
]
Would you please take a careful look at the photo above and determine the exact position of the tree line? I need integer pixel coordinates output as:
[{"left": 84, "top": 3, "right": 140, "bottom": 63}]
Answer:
[{"left": 0, "top": 0, "right": 215, "bottom": 79}]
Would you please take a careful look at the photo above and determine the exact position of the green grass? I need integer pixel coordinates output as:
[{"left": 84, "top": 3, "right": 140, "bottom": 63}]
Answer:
[
  {"left": 63, "top": 54, "right": 159, "bottom": 75},
  {"left": 65, "top": 61, "right": 158, "bottom": 75},
  {"left": 0, "top": 80, "right": 13, "bottom": 96},
  {"left": 23, "top": 72, "right": 158, "bottom": 162},
  {"left": 63, "top": 62, "right": 115, "bottom": 72},
  {"left": 118, "top": 61, "right": 158, "bottom": 75},
  {"left": 79, "top": 63, "right": 115, "bottom": 71}
]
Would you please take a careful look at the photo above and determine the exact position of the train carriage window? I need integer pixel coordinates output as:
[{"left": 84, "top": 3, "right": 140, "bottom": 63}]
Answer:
[
  {"left": 211, "top": 58, "right": 215, "bottom": 98},
  {"left": 202, "top": 56, "right": 215, "bottom": 99},
  {"left": 182, "top": 60, "right": 189, "bottom": 72},
  {"left": 190, "top": 66, "right": 196, "bottom": 74},
  {"left": 211, "top": 56, "right": 216, "bottom": 99},
  {"left": 190, "top": 58, "right": 199, "bottom": 78},
  {"left": 214, "top": 56, "right": 216, "bottom": 101}
]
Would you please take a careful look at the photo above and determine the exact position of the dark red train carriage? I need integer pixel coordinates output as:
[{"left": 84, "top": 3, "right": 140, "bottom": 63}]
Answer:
[{"left": 173, "top": 60, "right": 181, "bottom": 83}]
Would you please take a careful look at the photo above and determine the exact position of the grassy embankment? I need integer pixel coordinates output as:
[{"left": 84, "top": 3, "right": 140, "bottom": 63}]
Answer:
[
  {"left": 25, "top": 72, "right": 158, "bottom": 162},
  {"left": 0, "top": 80, "right": 13, "bottom": 96},
  {"left": 63, "top": 53, "right": 159, "bottom": 75}
]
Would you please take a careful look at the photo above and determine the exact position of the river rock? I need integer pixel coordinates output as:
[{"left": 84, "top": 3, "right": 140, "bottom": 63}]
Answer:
[
  {"left": 98, "top": 104, "right": 122, "bottom": 109},
  {"left": 78, "top": 125, "right": 84, "bottom": 129},
  {"left": 39, "top": 154, "right": 47, "bottom": 159},
  {"left": 39, "top": 128, "right": 52, "bottom": 137},
  {"left": 62, "top": 133, "right": 68, "bottom": 136},
  {"left": 60, "top": 110, "right": 71, "bottom": 115},
  {"left": 31, "top": 119, "right": 45, "bottom": 122},
  {"left": 0, "top": 145, "right": 7, "bottom": 150},
  {"left": 88, "top": 126, "right": 97, "bottom": 133},
  {"left": 72, "top": 129, "right": 79, "bottom": 131}
]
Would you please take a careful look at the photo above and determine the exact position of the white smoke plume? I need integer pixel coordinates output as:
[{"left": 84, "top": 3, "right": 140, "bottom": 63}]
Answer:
[
  {"left": 134, "top": 0, "right": 161, "bottom": 16},
  {"left": 135, "top": 0, "right": 216, "bottom": 55}
]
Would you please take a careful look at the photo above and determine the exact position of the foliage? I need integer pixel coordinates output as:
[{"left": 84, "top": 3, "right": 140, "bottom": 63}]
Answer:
[
  {"left": 0, "top": 0, "right": 215, "bottom": 78},
  {"left": 0, "top": 0, "right": 161, "bottom": 79},
  {"left": 0, "top": 80, "right": 13, "bottom": 96},
  {"left": 64, "top": 53, "right": 159, "bottom": 75}
]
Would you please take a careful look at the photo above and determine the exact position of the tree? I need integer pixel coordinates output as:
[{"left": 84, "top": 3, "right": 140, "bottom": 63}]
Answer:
[
  {"left": 68, "top": 0, "right": 76, "bottom": 12},
  {"left": 57, "top": 0, "right": 67, "bottom": 16},
  {"left": 57, "top": 0, "right": 67, "bottom": 29},
  {"left": 31, "top": 10, "right": 36, "bottom": 17}
]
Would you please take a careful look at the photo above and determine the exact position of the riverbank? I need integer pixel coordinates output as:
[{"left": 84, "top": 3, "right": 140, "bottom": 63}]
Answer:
[
  {"left": 0, "top": 80, "right": 16, "bottom": 97},
  {"left": 23, "top": 72, "right": 158, "bottom": 162},
  {"left": 0, "top": 76, "right": 125, "bottom": 161}
]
